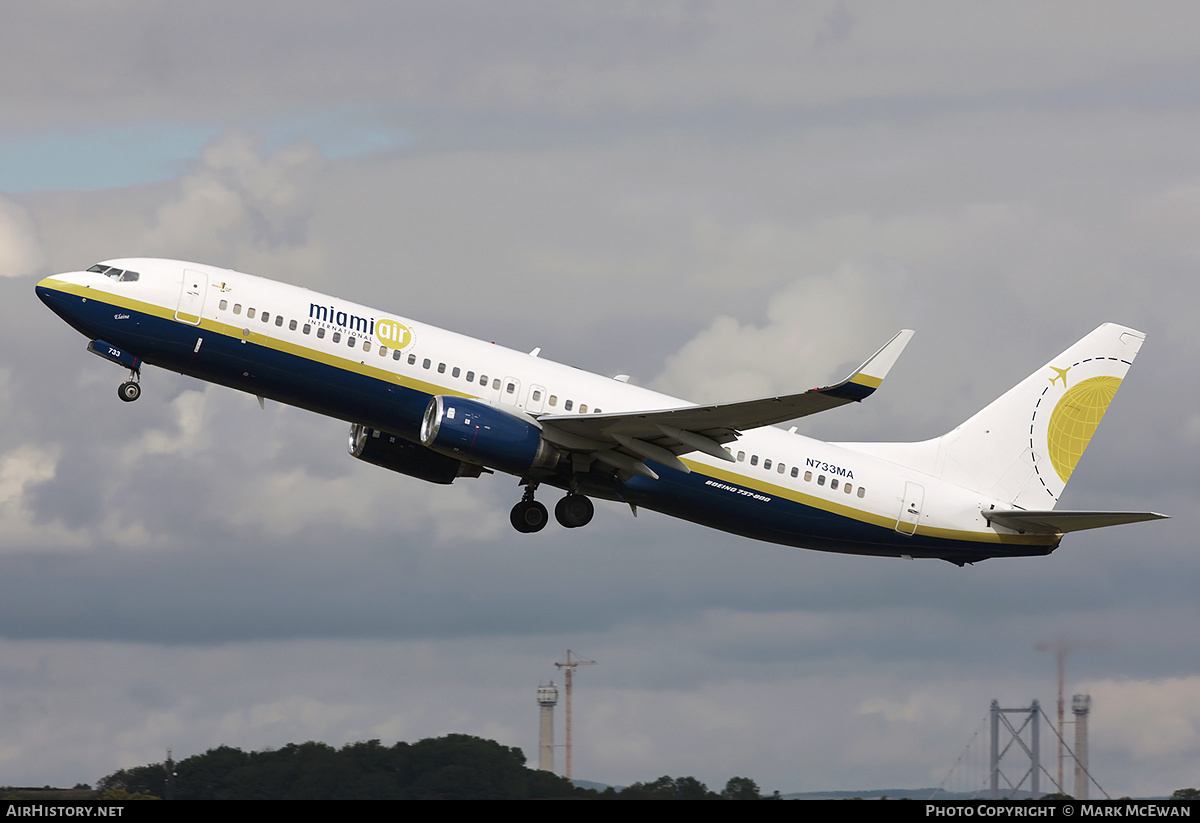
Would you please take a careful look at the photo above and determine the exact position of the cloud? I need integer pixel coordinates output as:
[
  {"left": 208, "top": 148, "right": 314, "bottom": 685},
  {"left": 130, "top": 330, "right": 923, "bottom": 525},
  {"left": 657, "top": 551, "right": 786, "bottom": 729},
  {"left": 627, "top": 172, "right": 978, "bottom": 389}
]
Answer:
[
  {"left": 0, "top": 196, "right": 47, "bottom": 275},
  {"left": 1085, "top": 677, "right": 1200, "bottom": 760},
  {"left": 651, "top": 260, "right": 913, "bottom": 402},
  {"left": 142, "top": 132, "right": 326, "bottom": 263}
]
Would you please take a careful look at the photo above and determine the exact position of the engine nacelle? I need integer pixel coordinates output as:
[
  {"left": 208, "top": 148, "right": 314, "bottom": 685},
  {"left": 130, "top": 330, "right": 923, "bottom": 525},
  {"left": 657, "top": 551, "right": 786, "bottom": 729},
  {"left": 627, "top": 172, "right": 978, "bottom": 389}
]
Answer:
[
  {"left": 419, "top": 396, "right": 560, "bottom": 475},
  {"left": 348, "top": 423, "right": 483, "bottom": 485}
]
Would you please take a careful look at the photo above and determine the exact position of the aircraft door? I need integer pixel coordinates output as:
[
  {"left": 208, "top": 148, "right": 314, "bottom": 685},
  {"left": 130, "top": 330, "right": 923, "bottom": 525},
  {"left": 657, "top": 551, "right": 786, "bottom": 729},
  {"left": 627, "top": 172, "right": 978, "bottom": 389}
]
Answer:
[
  {"left": 501, "top": 376, "right": 520, "bottom": 407},
  {"left": 895, "top": 481, "right": 925, "bottom": 536},
  {"left": 175, "top": 270, "right": 208, "bottom": 326},
  {"left": 525, "top": 384, "right": 547, "bottom": 414}
]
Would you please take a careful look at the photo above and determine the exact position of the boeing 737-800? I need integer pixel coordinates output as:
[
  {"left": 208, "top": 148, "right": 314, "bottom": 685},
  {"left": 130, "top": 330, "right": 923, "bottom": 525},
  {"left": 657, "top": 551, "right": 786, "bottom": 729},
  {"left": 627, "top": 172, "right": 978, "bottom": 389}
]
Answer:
[{"left": 36, "top": 259, "right": 1165, "bottom": 564}]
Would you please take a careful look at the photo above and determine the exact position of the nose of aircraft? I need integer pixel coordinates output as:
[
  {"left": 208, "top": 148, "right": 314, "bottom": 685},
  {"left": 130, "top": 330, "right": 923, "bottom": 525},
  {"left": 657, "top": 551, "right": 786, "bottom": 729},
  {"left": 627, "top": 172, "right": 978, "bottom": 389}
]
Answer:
[
  {"left": 36, "top": 274, "right": 68, "bottom": 310},
  {"left": 35, "top": 273, "right": 89, "bottom": 331}
]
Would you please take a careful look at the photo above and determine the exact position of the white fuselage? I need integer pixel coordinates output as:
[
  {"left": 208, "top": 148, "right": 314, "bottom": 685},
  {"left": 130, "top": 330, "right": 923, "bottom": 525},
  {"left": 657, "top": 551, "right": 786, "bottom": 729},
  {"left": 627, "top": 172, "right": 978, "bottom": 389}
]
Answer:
[{"left": 36, "top": 258, "right": 1062, "bottom": 563}]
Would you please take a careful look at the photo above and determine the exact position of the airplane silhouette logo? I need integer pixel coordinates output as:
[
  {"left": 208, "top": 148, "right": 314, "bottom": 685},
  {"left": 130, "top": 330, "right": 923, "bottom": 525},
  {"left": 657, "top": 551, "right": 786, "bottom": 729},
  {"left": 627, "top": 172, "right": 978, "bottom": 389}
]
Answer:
[{"left": 1049, "top": 365, "right": 1072, "bottom": 387}]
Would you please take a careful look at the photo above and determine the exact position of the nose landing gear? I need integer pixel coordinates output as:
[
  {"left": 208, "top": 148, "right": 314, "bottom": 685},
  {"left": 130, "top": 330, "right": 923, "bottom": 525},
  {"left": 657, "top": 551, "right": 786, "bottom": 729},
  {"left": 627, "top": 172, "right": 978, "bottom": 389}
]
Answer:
[{"left": 118, "top": 372, "right": 141, "bottom": 402}]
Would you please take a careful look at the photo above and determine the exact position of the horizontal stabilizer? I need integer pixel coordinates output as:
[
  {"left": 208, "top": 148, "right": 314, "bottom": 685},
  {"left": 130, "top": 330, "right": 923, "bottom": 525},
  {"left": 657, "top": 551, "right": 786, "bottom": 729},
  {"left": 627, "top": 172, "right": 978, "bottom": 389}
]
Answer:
[{"left": 985, "top": 510, "right": 1168, "bottom": 534}]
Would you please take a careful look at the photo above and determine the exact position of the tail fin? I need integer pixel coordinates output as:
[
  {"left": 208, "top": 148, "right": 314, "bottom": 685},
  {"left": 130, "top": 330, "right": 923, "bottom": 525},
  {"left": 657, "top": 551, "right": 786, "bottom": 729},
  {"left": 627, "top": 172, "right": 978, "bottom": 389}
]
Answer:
[
  {"left": 840, "top": 324, "right": 1145, "bottom": 509},
  {"left": 941, "top": 323, "right": 1143, "bottom": 507}
]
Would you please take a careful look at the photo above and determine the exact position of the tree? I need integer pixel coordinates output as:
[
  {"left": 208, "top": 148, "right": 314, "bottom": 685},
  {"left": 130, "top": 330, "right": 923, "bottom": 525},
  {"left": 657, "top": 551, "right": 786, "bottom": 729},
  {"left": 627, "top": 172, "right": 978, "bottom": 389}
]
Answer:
[
  {"left": 96, "top": 763, "right": 169, "bottom": 797},
  {"left": 620, "top": 775, "right": 716, "bottom": 800},
  {"left": 723, "top": 776, "right": 761, "bottom": 800}
]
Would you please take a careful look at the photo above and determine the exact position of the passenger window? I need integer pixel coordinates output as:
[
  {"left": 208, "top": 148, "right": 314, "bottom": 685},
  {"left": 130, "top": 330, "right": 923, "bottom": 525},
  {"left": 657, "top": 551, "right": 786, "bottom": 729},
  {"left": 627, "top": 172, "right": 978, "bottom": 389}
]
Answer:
[
  {"left": 289, "top": 319, "right": 297, "bottom": 331},
  {"left": 408, "top": 354, "right": 416, "bottom": 365},
  {"left": 261, "top": 312, "right": 269, "bottom": 322},
  {"left": 332, "top": 332, "right": 341, "bottom": 343},
  {"left": 549, "top": 395, "right": 557, "bottom": 406},
  {"left": 492, "top": 378, "right": 500, "bottom": 390},
  {"left": 778, "top": 463, "right": 786, "bottom": 474},
  {"left": 763, "top": 459, "right": 772, "bottom": 470},
  {"left": 275, "top": 315, "right": 283, "bottom": 326},
  {"left": 805, "top": 471, "right": 812, "bottom": 481},
  {"left": 317, "top": 327, "right": 325, "bottom": 339},
  {"left": 348, "top": 337, "right": 356, "bottom": 348},
  {"left": 393, "top": 350, "right": 402, "bottom": 360},
  {"left": 379, "top": 346, "right": 387, "bottom": 356},
  {"left": 480, "top": 375, "right": 488, "bottom": 386},
  {"left": 438, "top": 363, "right": 446, "bottom": 374},
  {"left": 791, "top": 467, "right": 799, "bottom": 478},
  {"left": 452, "top": 367, "right": 460, "bottom": 378},
  {"left": 844, "top": 483, "right": 852, "bottom": 494},
  {"left": 423, "top": 359, "right": 431, "bottom": 369},
  {"left": 750, "top": 455, "right": 758, "bottom": 466},
  {"left": 233, "top": 304, "right": 242, "bottom": 315},
  {"left": 579, "top": 404, "right": 587, "bottom": 413},
  {"left": 830, "top": 479, "right": 838, "bottom": 490},
  {"left": 857, "top": 487, "right": 866, "bottom": 498},
  {"left": 737, "top": 451, "right": 745, "bottom": 462},
  {"left": 247, "top": 308, "right": 256, "bottom": 319},
  {"left": 219, "top": 299, "right": 228, "bottom": 311},
  {"left": 594, "top": 408, "right": 602, "bottom": 413},
  {"left": 303, "top": 324, "right": 310, "bottom": 334},
  {"left": 466, "top": 371, "right": 475, "bottom": 382},
  {"left": 565, "top": 400, "right": 573, "bottom": 411},
  {"left": 817, "top": 475, "right": 825, "bottom": 486}
]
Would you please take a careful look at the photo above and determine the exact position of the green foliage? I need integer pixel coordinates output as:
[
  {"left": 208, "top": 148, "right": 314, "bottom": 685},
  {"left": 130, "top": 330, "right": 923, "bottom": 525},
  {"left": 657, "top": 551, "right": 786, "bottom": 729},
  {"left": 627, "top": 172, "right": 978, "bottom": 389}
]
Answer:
[
  {"left": 619, "top": 775, "right": 719, "bottom": 800},
  {"left": 1172, "top": 788, "right": 1200, "bottom": 800},
  {"left": 97, "top": 734, "right": 775, "bottom": 800},
  {"left": 98, "top": 788, "right": 160, "bottom": 801},
  {"left": 95, "top": 763, "right": 171, "bottom": 797},
  {"left": 100, "top": 735, "right": 588, "bottom": 800},
  {"left": 723, "top": 775, "right": 762, "bottom": 800}
]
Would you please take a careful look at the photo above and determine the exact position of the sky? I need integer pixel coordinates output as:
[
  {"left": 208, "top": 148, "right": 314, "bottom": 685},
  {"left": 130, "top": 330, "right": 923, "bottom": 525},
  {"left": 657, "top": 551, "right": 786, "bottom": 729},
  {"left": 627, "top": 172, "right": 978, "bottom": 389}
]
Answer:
[{"left": 1, "top": 1, "right": 1197, "bottom": 797}]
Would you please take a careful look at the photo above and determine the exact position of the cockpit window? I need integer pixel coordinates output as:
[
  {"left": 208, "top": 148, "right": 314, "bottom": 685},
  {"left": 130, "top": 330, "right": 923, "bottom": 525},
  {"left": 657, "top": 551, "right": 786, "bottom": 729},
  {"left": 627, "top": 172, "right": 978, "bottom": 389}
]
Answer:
[{"left": 87, "top": 264, "right": 139, "bottom": 282}]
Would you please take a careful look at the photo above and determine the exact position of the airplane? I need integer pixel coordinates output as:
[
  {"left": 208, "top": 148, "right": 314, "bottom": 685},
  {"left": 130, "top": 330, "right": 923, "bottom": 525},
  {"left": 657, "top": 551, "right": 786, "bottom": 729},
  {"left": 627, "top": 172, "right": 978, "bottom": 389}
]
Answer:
[{"left": 35, "top": 259, "right": 1166, "bottom": 565}]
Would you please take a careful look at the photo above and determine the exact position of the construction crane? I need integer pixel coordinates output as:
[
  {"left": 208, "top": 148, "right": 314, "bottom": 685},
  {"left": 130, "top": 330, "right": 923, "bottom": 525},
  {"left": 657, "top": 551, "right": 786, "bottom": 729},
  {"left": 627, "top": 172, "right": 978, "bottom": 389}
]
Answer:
[
  {"left": 555, "top": 649, "right": 596, "bottom": 780},
  {"left": 1037, "top": 638, "right": 1082, "bottom": 792}
]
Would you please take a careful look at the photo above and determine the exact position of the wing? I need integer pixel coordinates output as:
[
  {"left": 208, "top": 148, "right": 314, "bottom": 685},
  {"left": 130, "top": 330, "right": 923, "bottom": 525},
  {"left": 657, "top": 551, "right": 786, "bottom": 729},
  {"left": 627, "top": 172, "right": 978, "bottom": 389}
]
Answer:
[{"left": 537, "top": 329, "right": 914, "bottom": 479}]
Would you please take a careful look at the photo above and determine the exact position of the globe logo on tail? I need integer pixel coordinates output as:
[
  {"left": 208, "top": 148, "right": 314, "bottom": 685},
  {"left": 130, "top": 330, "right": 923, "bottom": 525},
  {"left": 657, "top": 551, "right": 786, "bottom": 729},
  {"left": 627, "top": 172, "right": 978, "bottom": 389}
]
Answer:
[{"left": 1045, "top": 375, "right": 1122, "bottom": 483}]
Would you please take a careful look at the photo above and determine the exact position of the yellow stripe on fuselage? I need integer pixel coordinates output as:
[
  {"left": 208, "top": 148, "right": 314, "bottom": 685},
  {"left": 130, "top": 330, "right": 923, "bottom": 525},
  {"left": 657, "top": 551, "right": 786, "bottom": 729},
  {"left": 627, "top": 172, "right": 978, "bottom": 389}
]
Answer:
[
  {"left": 682, "top": 458, "right": 1058, "bottom": 547},
  {"left": 43, "top": 280, "right": 478, "bottom": 402}
]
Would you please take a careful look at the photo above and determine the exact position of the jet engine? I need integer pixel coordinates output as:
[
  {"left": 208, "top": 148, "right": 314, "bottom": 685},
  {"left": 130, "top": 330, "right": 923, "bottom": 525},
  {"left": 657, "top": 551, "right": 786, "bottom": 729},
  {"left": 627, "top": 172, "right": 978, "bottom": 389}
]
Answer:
[
  {"left": 348, "top": 423, "right": 483, "bottom": 485},
  {"left": 419, "top": 396, "right": 560, "bottom": 475}
]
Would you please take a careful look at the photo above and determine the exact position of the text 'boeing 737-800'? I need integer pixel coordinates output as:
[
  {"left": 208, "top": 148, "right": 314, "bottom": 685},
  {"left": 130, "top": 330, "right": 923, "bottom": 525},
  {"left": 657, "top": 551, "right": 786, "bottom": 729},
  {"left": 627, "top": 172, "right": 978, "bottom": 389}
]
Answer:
[{"left": 36, "top": 259, "right": 1166, "bottom": 565}]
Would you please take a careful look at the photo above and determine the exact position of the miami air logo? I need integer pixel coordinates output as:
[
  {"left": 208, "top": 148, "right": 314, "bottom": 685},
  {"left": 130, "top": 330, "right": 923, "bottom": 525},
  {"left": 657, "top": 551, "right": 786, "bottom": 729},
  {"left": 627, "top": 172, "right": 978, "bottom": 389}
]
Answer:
[
  {"left": 375, "top": 318, "right": 412, "bottom": 350},
  {"left": 1044, "top": 372, "right": 1122, "bottom": 483},
  {"left": 1028, "top": 357, "right": 1129, "bottom": 500}
]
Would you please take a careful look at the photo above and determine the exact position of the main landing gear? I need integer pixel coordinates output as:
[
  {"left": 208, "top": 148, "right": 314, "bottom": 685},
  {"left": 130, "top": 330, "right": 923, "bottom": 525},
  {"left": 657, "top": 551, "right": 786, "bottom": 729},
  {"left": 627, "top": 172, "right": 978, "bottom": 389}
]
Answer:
[
  {"left": 510, "top": 484, "right": 548, "bottom": 533},
  {"left": 118, "top": 372, "right": 141, "bottom": 402},
  {"left": 509, "top": 483, "right": 595, "bottom": 533},
  {"left": 554, "top": 494, "right": 594, "bottom": 529}
]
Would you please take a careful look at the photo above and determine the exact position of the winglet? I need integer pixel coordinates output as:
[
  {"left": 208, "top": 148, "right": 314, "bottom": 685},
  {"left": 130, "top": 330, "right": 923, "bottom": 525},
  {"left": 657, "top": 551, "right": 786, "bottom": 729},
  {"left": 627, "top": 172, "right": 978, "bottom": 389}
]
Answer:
[{"left": 819, "top": 329, "right": 914, "bottom": 401}]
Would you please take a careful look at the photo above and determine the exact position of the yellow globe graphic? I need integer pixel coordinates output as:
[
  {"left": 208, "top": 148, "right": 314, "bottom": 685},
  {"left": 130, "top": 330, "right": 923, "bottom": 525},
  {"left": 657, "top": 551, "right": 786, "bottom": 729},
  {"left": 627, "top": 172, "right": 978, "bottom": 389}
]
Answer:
[{"left": 1047, "top": 375, "right": 1122, "bottom": 483}]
